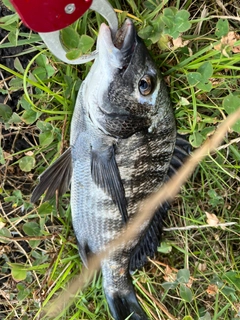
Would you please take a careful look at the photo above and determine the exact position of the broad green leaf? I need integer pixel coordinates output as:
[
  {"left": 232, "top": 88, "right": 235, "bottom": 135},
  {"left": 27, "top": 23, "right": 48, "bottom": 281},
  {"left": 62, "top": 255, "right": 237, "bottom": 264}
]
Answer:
[
  {"left": 187, "top": 68, "right": 212, "bottom": 91},
  {"left": 189, "top": 132, "right": 204, "bottom": 148},
  {"left": 35, "top": 54, "right": 47, "bottom": 67},
  {"left": 201, "top": 126, "right": 215, "bottom": 138},
  {"left": 39, "top": 130, "right": 54, "bottom": 147},
  {"left": 13, "top": 190, "right": 22, "bottom": 199},
  {"left": 215, "top": 19, "right": 229, "bottom": 37},
  {"left": 199, "top": 312, "right": 212, "bottom": 320},
  {"left": 22, "top": 222, "right": 41, "bottom": 236},
  {"left": 175, "top": 10, "right": 191, "bottom": 32},
  {"left": 11, "top": 266, "right": 27, "bottom": 282},
  {"left": 221, "top": 285, "right": 236, "bottom": 296},
  {"left": 19, "top": 156, "right": 35, "bottom": 172},
  {"left": 3, "top": 0, "right": 15, "bottom": 11},
  {"left": 223, "top": 95, "right": 240, "bottom": 133},
  {"left": 17, "top": 283, "right": 30, "bottom": 301},
  {"left": 45, "top": 64, "right": 55, "bottom": 77},
  {"left": 78, "top": 35, "right": 95, "bottom": 53},
  {"left": 161, "top": 281, "right": 178, "bottom": 290},
  {"left": 0, "top": 88, "right": 8, "bottom": 94},
  {"left": 20, "top": 97, "right": 32, "bottom": 110},
  {"left": 0, "top": 104, "right": 12, "bottom": 123},
  {"left": 0, "top": 227, "right": 12, "bottom": 243},
  {"left": 197, "top": 81, "right": 212, "bottom": 92},
  {"left": 177, "top": 268, "right": 190, "bottom": 283},
  {"left": 183, "top": 316, "right": 193, "bottom": 320},
  {"left": 4, "top": 190, "right": 23, "bottom": 207},
  {"left": 223, "top": 271, "right": 240, "bottom": 290},
  {"left": 162, "top": 8, "right": 175, "bottom": 26},
  {"left": 164, "top": 26, "right": 179, "bottom": 39},
  {"left": 157, "top": 241, "right": 172, "bottom": 254},
  {"left": 144, "top": 0, "right": 158, "bottom": 10},
  {"left": 29, "top": 240, "right": 41, "bottom": 249},
  {"left": 187, "top": 72, "right": 202, "bottom": 86},
  {"left": 208, "top": 189, "right": 224, "bottom": 207},
  {"left": 179, "top": 283, "right": 192, "bottom": 302},
  {"left": 61, "top": 27, "right": 80, "bottom": 49},
  {"left": 138, "top": 25, "right": 153, "bottom": 40},
  {"left": 211, "top": 275, "right": 223, "bottom": 288},
  {"left": 66, "top": 48, "right": 83, "bottom": 60},
  {"left": 8, "top": 30, "right": 18, "bottom": 45},
  {"left": 14, "top": 57, "right": 24, "bottom": 73},
  {"left": 38, "top": 202, "right": 54, "bottom": 215},
  {"left": 0, "top": 21, "right": 18, "bottom": 32},
  {"left": 0, "top": 147, "right": 5, "bottom": 164},
  {"left": 8, "top": 77, "right": 23, "bottom": 90},
  {"left": 0, "top": 13, "right": 18, "bottom": 26},
  {"left": 32, "top": 67, "right": 47, "bottom": 80},
  {"left": 198, "top": 61, "right": 213, "bottom": 80},
  {"left": 22, "top": 109, "right": 41, "bottom": 124},
  {"left": 37, "top": 120, "right": 53, "bottom": 132}
]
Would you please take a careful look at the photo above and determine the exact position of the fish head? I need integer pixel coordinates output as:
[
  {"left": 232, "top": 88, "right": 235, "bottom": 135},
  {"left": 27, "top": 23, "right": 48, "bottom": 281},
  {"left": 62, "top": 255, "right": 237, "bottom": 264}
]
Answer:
[{"left": 84, "top": 18, "right": 172, "bottom": 138}]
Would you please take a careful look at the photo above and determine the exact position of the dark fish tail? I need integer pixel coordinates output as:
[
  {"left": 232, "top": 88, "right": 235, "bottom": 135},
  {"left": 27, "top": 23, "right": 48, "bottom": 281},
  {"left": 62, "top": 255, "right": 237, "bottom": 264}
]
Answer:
[
  {"left": 105, "top": 284, "right": 148, "bottom": 320},
  {"left": 102, "top": 257, "right": 148, "bottom": 320}
]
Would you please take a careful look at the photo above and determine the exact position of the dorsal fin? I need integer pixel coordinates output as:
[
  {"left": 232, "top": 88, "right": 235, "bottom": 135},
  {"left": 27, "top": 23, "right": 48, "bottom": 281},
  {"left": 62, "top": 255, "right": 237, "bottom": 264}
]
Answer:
[
  {"left": 31, "top": 148, "right": 72, "bottom": 203},
  {"left": 91, "top": 145, "right": 128, "bottom": 223},
  {"left": 130, "top": 134, "right": 191, "bottom": 270}
]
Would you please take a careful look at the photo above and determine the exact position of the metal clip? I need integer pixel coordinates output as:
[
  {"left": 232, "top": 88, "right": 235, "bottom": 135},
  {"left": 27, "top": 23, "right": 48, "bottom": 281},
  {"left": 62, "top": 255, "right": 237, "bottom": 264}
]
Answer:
[{"left": 39, "top": 0, "right": 118, "bottom": 64}]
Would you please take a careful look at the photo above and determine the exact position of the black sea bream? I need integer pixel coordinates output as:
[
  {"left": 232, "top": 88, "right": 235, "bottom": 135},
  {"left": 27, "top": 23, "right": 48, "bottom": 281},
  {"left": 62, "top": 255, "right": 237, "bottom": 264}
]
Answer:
[{"left": 32, "top": 19, "right": 190, "bottom": 320}]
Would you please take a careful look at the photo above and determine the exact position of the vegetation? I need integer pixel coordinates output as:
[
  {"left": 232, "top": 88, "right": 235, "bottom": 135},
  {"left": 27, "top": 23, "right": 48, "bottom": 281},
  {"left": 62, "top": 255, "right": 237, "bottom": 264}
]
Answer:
[{"left": 0, "top": 0, "right": 239, "bottom": 319}]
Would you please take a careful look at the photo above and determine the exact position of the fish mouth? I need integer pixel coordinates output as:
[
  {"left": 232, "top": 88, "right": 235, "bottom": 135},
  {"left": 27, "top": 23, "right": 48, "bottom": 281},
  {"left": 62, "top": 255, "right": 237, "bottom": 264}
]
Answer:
[
  {"left": 97, "top": 18, "right": 136, "bottom": 67},
  {"left": 113, "top": 19, "right": 136, "bottom": 58}
]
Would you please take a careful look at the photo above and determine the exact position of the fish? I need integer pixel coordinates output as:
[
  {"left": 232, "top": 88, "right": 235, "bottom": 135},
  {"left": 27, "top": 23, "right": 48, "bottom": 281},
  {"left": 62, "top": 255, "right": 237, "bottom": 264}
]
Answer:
[{"left": 31, "top": 19, "right": 190, "bottom": 320}]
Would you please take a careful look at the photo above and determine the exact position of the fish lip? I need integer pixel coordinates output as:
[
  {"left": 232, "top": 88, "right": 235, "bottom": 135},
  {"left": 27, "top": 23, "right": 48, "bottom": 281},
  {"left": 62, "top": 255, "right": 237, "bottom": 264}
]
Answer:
[
  {"left": 114, "top": 19, "right": 136, "bottom": 56},
  {"left": 97, "top": 18, "right": 136, "bottom": 62}
]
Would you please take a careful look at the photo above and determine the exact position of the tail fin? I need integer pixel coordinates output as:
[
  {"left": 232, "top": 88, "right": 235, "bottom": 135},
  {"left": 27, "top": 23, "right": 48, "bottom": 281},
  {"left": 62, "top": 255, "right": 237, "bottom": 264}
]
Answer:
[{"left": 105, "top": 289, "right": 148, "bottom": 320}]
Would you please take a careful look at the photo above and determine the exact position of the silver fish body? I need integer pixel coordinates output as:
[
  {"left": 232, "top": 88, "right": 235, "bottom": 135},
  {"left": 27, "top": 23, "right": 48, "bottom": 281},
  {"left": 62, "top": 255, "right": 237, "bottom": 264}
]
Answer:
[
  {"left": 31, "top": 19, "right": 191, "bottom": 320},
  {"left": 70, "top": 19, "right": 175, "bottom": 319}
]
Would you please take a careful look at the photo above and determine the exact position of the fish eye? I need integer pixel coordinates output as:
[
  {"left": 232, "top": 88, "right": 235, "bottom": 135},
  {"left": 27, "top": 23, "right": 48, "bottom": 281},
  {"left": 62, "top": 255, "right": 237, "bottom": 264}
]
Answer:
[{"left": 138, "top": 75, "right": 152, "bottom": 96}]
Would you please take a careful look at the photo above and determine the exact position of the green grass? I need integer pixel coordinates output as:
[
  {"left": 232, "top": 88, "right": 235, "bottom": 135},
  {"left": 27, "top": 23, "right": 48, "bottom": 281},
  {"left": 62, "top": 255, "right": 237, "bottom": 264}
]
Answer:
[{"left": 0, "top": 0, "right": 240, "bottom": 319}]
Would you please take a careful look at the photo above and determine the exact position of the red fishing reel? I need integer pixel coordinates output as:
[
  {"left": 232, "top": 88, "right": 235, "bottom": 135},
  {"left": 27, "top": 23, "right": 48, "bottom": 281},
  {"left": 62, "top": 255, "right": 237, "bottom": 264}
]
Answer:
[
  {"left": 10, "top": 0, "right": 118, "bottom": 64},
  {"left": 10, "top": 0, "right": 93, "bottom": 32}
]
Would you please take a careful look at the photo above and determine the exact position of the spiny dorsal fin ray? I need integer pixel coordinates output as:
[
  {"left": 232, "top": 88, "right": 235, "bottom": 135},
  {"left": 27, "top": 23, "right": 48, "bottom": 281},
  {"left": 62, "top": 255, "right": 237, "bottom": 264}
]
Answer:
[
  {"left": 31, "top": 148, "right": 72, "bottom": 203},
  {"left": 91, "top": 145, "right": 128, "bottom": 223},
  {"left": 130, "top": 134, "right": 191, "bottom": 270}
]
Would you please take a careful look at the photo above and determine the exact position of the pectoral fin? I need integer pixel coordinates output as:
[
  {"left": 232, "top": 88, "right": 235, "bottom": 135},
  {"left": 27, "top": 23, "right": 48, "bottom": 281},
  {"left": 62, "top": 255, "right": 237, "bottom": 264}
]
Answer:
[
  {"left": 91, "top": 145, "right": 128, "bottom": 223},
  {"left": 31, "top": 148, "right": 72, "bottom": 203}
]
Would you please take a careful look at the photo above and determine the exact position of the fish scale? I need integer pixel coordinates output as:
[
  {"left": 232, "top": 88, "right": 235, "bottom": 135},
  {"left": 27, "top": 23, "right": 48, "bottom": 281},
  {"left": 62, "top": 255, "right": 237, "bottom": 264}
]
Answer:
[
  {"left": 31, "top": 19, "right": 191, "bottom": 320},
  {"left": 68, "top": 20, "right": 176, "bottom": 320}
]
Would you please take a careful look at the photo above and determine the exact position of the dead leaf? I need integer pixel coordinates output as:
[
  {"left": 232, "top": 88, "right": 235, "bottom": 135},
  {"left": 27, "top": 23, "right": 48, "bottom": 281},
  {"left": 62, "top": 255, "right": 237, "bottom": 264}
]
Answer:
[
  {"left": 206, "top": 284, "right": 218, "bottom": 295},
  {"left": 3, "top": 151, "right": 13, "bottom": 161},
  {"left": 214, "top": 31, "right": 240, "bottom": 55},
  {"left": 205, "top": 212, "right": 220, "bottom": 226},
  {"left": 171, "top": 37, "right": 189, "bottom": 49},
  {"left": 195, "top": 262, "right": 207, "bottom": 272},
  {"left": 0, "top": 221, "right": 6, "bottom": 229},
  {"left": 186, "top": 277, "right": 194, "bottom": 288},
  {"left": 25, "top": 151, "right": 34, "bottom": 156},
  {"left": 163, "top": 266, "right": 177, "bottom": 282}
]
